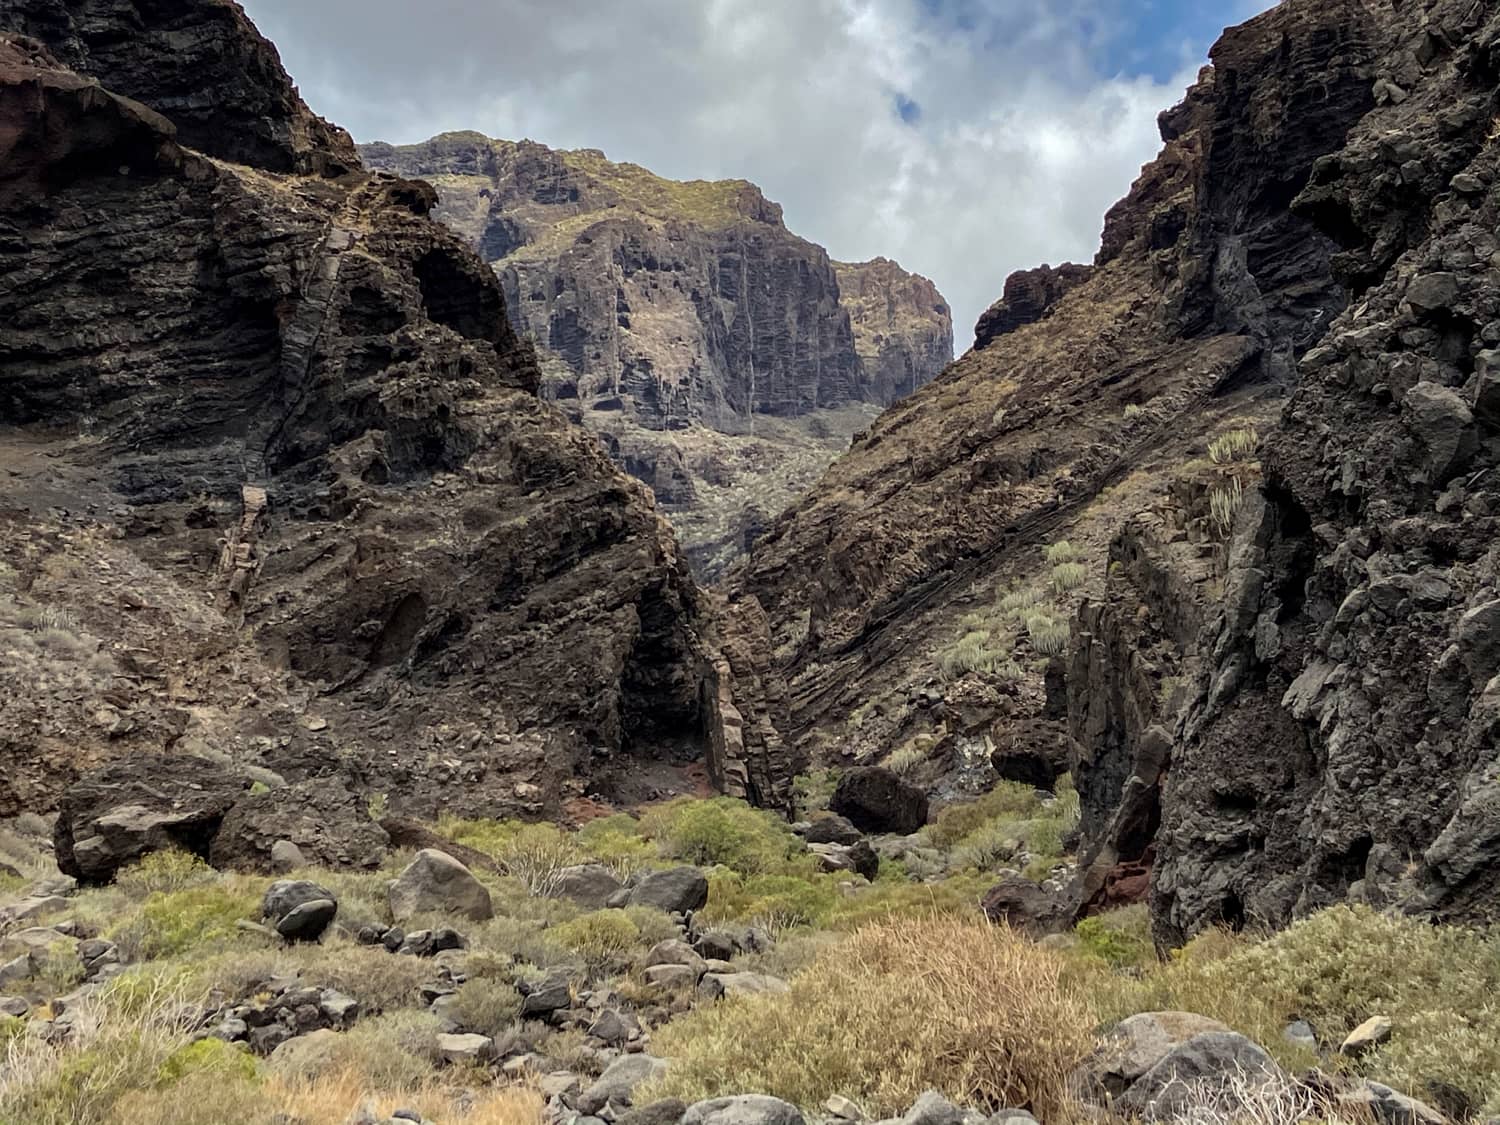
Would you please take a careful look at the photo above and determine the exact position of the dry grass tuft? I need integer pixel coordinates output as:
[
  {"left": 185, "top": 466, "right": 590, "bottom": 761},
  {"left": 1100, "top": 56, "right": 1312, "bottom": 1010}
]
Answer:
[{"left": 642, "top": 916, "right": 1093, "bottom": 1117}]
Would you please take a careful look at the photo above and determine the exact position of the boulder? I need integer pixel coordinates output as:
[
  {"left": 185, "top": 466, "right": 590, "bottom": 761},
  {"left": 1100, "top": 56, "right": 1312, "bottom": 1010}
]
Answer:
[
  {"left": 644, "top": 939, "right": 707, "bottom": 976},
  {"left": 1404, "top": 382, "right": 1476, "bottom": 483},
  {"left": 436, "top": 1032, "right": 494, "bottom": 1064},
  {"left": 691, "top": 930, "right": 740, "bottom": 961},
  {"left": 1340, "top": 1015, "right": 1393, "bottom": 1057},
  {"left": 269, "top": 840, "right": 307, "bottom": 872},
  {"left": 899, "top": 1091, "right": 981, "bottom": 1125},
  {"left": 388, "top": 849, "right": 493, "bottom": 922},
  {"left": 1072, "top": 1011, "right": 1233, "bottom": 1102},
  {"left": 803, "top": 813, "right": 862, "bottom": 846},
  {"left": 262, "top": 880, "right": 339, "bottom": 942},
  {"left": 576, "top": 1053, "right": 669, "bottom": 1115},
  {"left": 52, "top": 754, "right": 246, "bottom": 883},
  {"left": 519, "top": 972, "right": 572, "bottom": 1018},
  {"left": 1114, "top": 1031, "right": 1289, "bottom": 1120},
  {"left": 628, "top": 867, "right": 708, "bottom": 914},
  {"left": 210, "top": 780, "right": 389, "bottom": 872},
  {"left": 644, "top": 964, "right": 699, "bottom": 989},
  {"left": 683, "top": 1095, "right": 805, "bottom": 1125},
  {"left": 979, "top": 874, "right": 1066, "bottom": 936},
  {"left": 698, "top": 972, "right": 790, "bottom": 1001},
  {"left": 830, "top": 767, "right": 928, "bottom": 835},
  {"left": 552, "top": 863, "right": 624, "bottom": 909},
  {"left": 1335, "top": 1080, "right": 1449, "bottom": 1125},
  {"left": 618, "top": 1099, "right": 690, "bottom": 1125}
]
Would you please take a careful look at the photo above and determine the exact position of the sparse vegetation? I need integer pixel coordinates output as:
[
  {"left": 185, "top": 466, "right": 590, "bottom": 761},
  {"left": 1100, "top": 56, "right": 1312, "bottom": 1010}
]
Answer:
[
  {"left": 1044, "top": 540, "right": 1080, "bottom": 565},
  {"left": 1050, "top": 561, "right": 1087, "bottom": 595},
  {"left": 1210, "top": 476, "right": 1245, "bottom": 538},
  {"left": 1209, "top": 425, "right": 1259, "bottom": 465}
]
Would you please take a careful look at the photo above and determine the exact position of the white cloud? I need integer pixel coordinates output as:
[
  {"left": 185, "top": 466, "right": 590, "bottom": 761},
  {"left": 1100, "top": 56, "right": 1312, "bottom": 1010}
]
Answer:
[{"left": 241, "top": 0, "right": 1269, "bottom": 345}]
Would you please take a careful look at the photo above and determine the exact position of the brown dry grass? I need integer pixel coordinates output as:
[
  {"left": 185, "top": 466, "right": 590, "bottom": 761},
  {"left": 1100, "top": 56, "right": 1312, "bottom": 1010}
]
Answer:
[{"left": 641, "top": 915, "right": 1093, "bottom": 1118}]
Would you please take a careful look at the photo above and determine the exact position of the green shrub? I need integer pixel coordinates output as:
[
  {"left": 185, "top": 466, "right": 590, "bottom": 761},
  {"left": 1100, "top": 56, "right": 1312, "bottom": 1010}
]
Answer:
[
  {"left": 1211, "top": 477, "right": 1245, "bottom": 538},
  {"left": 792, "top": 769, "right": 840, "bottom": 818},
  {"left": 118, "top": 885, "right": 259, "bottom": 959},
  {"left": 576, "top": 814, "right": 658, "bottom": 877},
  {"left": 826, "top": 873, "right": 993, "bottom": 931},
  {"left": 950, "top": 823, "right": 1019, "bottom": 871},
  {"left": 549, "top": 910, "right": 640, "bottom": 970},
  {"left": 1092, "top": 905, "right": 1500, "bottom": 1113},
  {"left": 1021, "top": 611, "right": 1068, "bottom": 657},
  {"left": 1209, "top": 425, "right": 1258, "bottom": 464},
  {"left": 883, "top": 742, "right": 928, "bottom": 777},
  {"left": 154, "top": 1038, "right": 256, "bottom": 1087},
  {"left": 925, "top": 783, "right": 1042, "bottom": 850},
  {"left": 937, "top": 630, "right": 1021, "bottom": 681},
  {"left": 642, "top": 917, "right": 1094, "bottom": 1117},
  {"left": 642, "top": 798, "right": 800, "bottom": 875},
  {"left": 448, "top": 976, "right": 522, "bottom": 1037},
  {"left": 114, "top": 850, "right": 217, "bottom": 897},
  {"left": 701, "top": 871, "right": 837, "bottom": 933},
  {"left": 621, "top": 905, "right": 680, "bottom": 947},
  {"left": 1074, "top": 906, "right": 1154, "bottom": 970},
  {"left": 998, "top": 586, "right": 1044, "bottom": 618}
]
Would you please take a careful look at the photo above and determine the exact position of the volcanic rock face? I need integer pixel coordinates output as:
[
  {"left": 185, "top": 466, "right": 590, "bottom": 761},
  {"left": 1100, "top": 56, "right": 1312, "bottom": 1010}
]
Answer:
[
  {"left": 0, "top": 4, "right": 777, "bottom": 817},
  {"left": 1153, "top": 0, "right": 1500, "bottom": 941},
  {"left": 358, "top": 134, "right": 953, "bottom": 579},
  {"left": 735, "top": 0, "right": 1375, "bottom": 776}
]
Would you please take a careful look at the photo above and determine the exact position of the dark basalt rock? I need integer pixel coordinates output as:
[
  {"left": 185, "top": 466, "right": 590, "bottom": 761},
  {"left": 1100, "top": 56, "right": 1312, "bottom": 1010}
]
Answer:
[
  {"left": 974, "top": 263, "right": 1092, "bottom": 350},
  {"left": 829, "top": 766, "right": 928, "bottom": 835},
  {"left": 210, "top": 780, "right": 390, "bottom": 873},
  {"left": 53, "top": 754, "right": 246, "bottom": 883},
  {"left": 0, "top": 4, "right": 770, "bottom": 820}
]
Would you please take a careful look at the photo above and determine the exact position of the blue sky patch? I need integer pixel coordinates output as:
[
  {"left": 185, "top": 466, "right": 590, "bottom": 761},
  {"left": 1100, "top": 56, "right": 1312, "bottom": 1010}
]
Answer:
[{"left": 893, "top": 93, "right": 923, "bottom": 125}]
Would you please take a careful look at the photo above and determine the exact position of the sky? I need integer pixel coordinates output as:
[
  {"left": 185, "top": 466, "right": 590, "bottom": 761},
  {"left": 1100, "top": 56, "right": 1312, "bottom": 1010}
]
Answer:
[{"left": 241, "top": 0, "right": 1277, "bottom": 347}]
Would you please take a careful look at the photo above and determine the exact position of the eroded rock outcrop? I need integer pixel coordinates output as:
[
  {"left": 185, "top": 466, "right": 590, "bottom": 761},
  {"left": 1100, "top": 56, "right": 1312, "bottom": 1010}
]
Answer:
[
  {"left": 358, "top": 134, "right": 953, "bottom": 579},
  {"left": 734, "top": 0, "right": 1376, "bottom": 778},
  {"left": 0, "top": 2, "right": 763, "bottom": 819},
  {"left": 1153, "top": 0, "right": 1500, "bottom": 940}
]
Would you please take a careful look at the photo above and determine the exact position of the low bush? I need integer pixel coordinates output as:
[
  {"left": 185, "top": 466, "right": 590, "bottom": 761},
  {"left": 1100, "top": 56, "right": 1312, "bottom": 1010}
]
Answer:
[
  {"left": 1049, "top": 562, "right": 1087, "bottom": 596},
  {"left": 154, "top": 1038, "right": 257, "bottom": 1087},
  {"left": 925, "top": 783, "right": 1043, "bottom": 850},
  {"left": 642, "top": 916, "right": 1094, "bottom": 1117},
  {"left": 114, "top": 849, "right": 217, "bottom": 897},
  {"left": 575, "top": 814, "right": 658, "bottom": 877},
  {"left": 114, "top": 885, "right": 259, "bottom": 960},
  {"left": 641, "top": 797, "right": 801, "bottom": 875},
  {"left": 1072, "top": 905, "right": 1154, "bottom": 970},
  {"left": 448, "top": 977, "right": 522, "bottom": 1037},
  {"left": 549, "top": 910, "right": 640, "bottom": 971}
]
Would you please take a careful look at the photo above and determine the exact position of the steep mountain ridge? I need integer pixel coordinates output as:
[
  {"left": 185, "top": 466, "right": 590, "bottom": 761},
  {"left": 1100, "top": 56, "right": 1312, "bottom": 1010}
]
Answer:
[
  {"left": 729, "top": 0, "right": 1500, "bottom": 938},
  {"left": 359, "top": 133, "right": 953, "bottom": 578},
  {"left": 0, "top": 0, "right": 788, "bottom": 820}
]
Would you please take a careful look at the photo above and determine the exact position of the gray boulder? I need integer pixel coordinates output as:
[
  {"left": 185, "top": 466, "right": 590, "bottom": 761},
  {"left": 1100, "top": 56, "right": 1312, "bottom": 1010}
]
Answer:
[
  {"left": 683, "top": 1095, "right": 805, "bottom": 1125},
  {"left": 698, "top": 971, "right": 789, "bottom": 1001},
  {"left": 576, "top": 1053, "right": 669, "bottom": 1115},
  {"left": 803, "top": 813, "right": 862, "bottom": 846},
  {"left": 629, "top": 867, "right": 708, "bottom": 914},
  {"left": 552, "top": 863, "right": 624, "bottom": 909},
  {"left": 1072, "top": 1011, "right": 1232, "bottom": 1102},
  {"left": 1115, "top": 1031, "right": 1289, "bottom": 1120},
  {"left": 388, "top": 849, "right": 493, "bottom": 922}
]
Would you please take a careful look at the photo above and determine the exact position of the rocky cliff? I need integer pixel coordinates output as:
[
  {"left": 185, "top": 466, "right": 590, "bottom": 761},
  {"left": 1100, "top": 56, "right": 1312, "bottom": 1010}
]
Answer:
[
  {"left": 729, "top": 0, "right": 1496, "bottom": 936},
  {"left": 0, "top": 0, "right": 790, "bottom": 820},
  {"left": 359, "top": 134, "right": 953, "bottom": 579}
]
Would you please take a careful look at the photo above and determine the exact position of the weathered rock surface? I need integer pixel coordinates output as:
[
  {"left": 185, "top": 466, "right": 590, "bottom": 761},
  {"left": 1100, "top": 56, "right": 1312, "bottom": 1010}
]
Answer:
[
  {"left": 0, "top": 2, "right": 764, "bottom": 822},
  {"left": 388, "top": 849, "right": 493, "bottom": 922},
  {"left": 1151, "top": 0, "right": 1500, "bottom": 940},
  {"left": 830, "top": 767, "right": 928, "bottom": 835},
  {"left": 732, "top": 0, "right": 1369, "bottom": 780},
  {"left": 359, "top": 134, "right": 952, "bottom": 579},
  {"left": 209, "top": 780, "right": 389, "bottom": 873},
  {"left": 52, "top": 754, "right": 247, "bottom": 883}
]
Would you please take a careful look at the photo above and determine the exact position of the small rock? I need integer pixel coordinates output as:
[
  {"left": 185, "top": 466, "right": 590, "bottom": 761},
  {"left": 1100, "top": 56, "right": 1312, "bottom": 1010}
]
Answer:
[
  {"left": 270, "top": 840, "right": 307, "bottom": 872},
  {"left": 986, "top": 1114, "right": 1039, "bottom": 1125},
  {"left": 266, "top": 1028, "right": 342, "bottom": 1075},
  {"left": 804, "top": 814, "right": 862, "bottom": 846},
  {"left": 588, "top": 1008, "right": 635, "bottom": 1045},
  {"left": 318, "top": 989, "right": 360, "bottom": 1027},
  {"left": 683, "top": 1095, "right": 805, "bottom": 1125},
  {"left": 0, "top": 996, "right": 28, "bottom": 1017},
  {"left": 1341, "top": 1015, "right": 1393, "bottom": 1057},
  {"left": 262, "top": 880, "right": 338, "bottom": 942},
  {"left": 1337, "top": 1079, "right": 1449, "bottom": 1125},
  {"left": 0, "top": 954, "right": 32, "bottom": 988},
  {"left": 1406, "top": 272, "right": 1459, "bottom": 316},
  {"left": 540, "top": 1070, "right": 581, "bottom": 1099},
  {"left": 691, "top": 930, "right": 739, "bottom": 961},
  {"left": 388, "top": 849, "right": 493, "bottom": 922},
  {"left": 435, "top": 1032, "right": 494, "bottom": 1064},
  {"left": 1284, "top": 1020, "right": 1317, "bottom": 1051},
  {"left": 900, "top": 1090, "right": 968, "bottom": 1125},
  {"left": 824, "top": 1095, "right": 867, "bottom": 1120}
]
